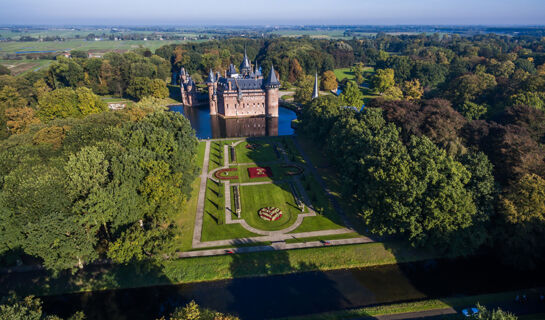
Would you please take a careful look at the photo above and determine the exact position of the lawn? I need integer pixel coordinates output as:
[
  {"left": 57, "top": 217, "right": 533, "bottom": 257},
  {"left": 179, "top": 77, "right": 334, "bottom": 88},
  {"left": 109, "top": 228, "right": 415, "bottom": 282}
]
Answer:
[
  {"left": 284, "top": 232, "right": 361, "bottom": 244},
  {"left": 173, "top": 141, "right": 206, "bottom": 251},
  {"left": 240, "top": 182, "right": 304, "bottom": 231},
  {"left": 234, "top": 138, "right": 278, "bottom": 163},
  {"left": 0, "top": 59, "right": 52, "bottom": 76},
  {"left": 333, "top": 67, "right": 355, "bottom": 81},
  {"left": 201, "top": 177, "right": 258, "bottom": 241}
]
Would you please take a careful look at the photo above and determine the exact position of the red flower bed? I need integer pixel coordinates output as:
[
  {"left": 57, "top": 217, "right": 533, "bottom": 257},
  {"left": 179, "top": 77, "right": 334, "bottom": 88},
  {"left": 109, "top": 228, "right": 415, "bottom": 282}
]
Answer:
[
  {"left": 248, "top": 167, "right": 273, "bottom": 179},
  {"left": 214, "top": 168, "right": 238, "bottom": 180}
]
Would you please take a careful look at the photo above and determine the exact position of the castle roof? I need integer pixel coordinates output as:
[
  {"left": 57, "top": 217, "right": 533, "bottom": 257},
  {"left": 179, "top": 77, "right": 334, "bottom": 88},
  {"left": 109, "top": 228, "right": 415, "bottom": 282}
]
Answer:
[
  {"left": 206, "top": 69, "right": 216, "bottom": 83},
  {"left": 218, "top": 77, "right": 263, "bottom": 90},
  {"left": 264, "top": 64, "right": 280, "bottom": 87},
  {"left": 228, "top": 64, "right": 237, "bottom": 76},
  {"left": 240, "top": 47, "right": 251, "bottom": 71},
  {"left": 255, "top": 61, "right": 262, "bottom": 77}
]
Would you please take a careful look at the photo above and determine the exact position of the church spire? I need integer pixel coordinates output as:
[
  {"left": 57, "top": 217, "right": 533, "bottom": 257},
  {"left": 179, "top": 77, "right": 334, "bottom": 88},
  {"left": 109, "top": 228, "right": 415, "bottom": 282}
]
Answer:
[{"left": 312, "top": 71, "right": 319, "bottom": 99}]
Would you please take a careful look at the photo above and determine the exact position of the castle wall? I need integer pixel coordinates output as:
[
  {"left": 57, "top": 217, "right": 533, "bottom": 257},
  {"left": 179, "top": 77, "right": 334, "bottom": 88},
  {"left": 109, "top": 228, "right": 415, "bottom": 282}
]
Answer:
[{"left": 217, "top": 90, "right": 267, "bottom": 118}]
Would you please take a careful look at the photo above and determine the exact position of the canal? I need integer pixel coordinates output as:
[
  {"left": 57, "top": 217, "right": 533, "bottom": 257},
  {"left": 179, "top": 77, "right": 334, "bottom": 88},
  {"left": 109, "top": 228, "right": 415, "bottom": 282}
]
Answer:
[{"left": 40, "top": 256, "right": 545, "bottom": 320}]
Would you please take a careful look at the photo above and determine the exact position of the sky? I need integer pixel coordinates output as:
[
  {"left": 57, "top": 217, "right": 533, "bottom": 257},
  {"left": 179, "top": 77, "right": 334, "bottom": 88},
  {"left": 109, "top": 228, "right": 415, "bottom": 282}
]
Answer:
[{"left": 1, "top": 0, "right": 544, "bottom": 25}]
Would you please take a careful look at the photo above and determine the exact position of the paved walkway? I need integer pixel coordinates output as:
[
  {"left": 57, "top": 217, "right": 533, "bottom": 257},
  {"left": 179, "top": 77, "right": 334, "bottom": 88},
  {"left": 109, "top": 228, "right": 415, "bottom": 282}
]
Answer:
[{"left": 180, "top": 236, "right": 372, "bottom": 257}]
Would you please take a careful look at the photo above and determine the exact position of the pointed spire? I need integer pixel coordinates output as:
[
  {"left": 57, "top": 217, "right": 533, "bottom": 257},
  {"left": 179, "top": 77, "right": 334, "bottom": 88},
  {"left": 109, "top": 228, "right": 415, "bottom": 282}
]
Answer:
[
  {"left": 312, "top": 71, "right": 319, "bottom": 99},
  {"left": 206, "top": 69, "right": 216, "bottom": 83},
  {"left": 240, "top": 45, "right": 251, "bottom": 74},
  {"left": 264, "top": 64, "right": 280, "bottom": 88}
]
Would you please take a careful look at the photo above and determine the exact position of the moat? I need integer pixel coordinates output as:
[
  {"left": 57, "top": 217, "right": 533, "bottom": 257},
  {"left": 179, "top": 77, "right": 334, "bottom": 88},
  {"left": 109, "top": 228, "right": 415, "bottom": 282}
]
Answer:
[
  {"left": 39, "top": 257, "right": 545, "bottom": 320},
  {"left": 170, "top": 104, "right": 297, "bottom": 139}
]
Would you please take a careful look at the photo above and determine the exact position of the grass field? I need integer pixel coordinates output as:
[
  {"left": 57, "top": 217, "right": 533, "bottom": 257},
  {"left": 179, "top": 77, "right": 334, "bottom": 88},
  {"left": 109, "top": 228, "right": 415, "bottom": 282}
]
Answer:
[
  {"left": 0, "top": 59, "right": 51, "bottom": 76},
  {"left": 0, "top": 39, "right": 186, "bottom": 55},
  {"left": 240, "top": 182, "right": 302, "bottom": 231}
]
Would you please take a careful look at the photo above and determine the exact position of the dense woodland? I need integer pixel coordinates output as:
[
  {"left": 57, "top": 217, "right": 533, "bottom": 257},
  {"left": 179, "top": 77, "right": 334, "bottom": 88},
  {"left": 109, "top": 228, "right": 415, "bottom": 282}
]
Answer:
[{"left": 0, "top": 33, "right": 544, "bottom": 278}]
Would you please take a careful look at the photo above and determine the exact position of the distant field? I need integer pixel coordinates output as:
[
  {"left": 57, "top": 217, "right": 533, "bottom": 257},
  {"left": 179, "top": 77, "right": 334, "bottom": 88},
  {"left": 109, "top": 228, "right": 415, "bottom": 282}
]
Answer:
[
  {"left": 0, "top": 59, "right": 51, "bottom": 76},
  {"left": 0, "top": 39, "right": 189, "bottom": 56},
  {"left": 272, "top": 29, "right": 349, "bottom": 39}
]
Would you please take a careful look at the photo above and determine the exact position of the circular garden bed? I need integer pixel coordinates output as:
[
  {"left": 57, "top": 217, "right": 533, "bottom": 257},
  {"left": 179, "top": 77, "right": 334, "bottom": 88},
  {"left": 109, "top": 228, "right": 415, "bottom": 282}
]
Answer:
[{"left": 258, "top": 207, "right": 283, "bottom": 222}]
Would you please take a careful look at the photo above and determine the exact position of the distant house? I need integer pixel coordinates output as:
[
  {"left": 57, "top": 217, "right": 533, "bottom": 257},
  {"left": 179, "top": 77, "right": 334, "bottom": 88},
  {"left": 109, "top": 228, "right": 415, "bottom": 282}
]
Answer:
[
  {"left": 88, "top": 53, "right": 103, "bottom": 58},
  {"left": 59, "top": 52, "right": 71, "bottom": 58},
  {"left": 108, "top": 103, "right": 126, "bottom": 110}
]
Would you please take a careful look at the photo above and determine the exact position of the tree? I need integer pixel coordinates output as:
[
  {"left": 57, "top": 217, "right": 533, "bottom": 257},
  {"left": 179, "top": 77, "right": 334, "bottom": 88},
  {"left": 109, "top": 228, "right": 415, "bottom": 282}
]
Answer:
[
  {"left": 0, "top": 64, "right": 11, "bottom": 76},
  {"left": 447, "top": 72, "right": 497, "bottom": 104},
  {"left": 371, "top": 68, "right": 395, "bottom": 94},
  {"left": 126, "top": 77, "right": 168, "bottom": 101},
  {"left": 497, "top": 173, "right": 545, "bottom": 268},
  {"left": 402, "top": 79, "right": 423, "bottom": 101},
  {"left": 294, "top": 74, "right": 314, "bottom": 104},
  {"left": 158, "top": 300, "right": 239, "bottom": 320},
  {"left": 36, "top": 87, "right": 106, "bottom": 121},
  {"left": 288, "top": 58, "right": 304, "bottom": 83},
  {"left": 0, "top": 295, "right": 84, "bottom": 320},
  {"left": 381, "top": 86, "right": 404, "bottom": 101},
  {"left": 321, "top": 70, "right": 338, "bottom": 91},
  {"left": 5, "top": 107, "right": 40, "bottom": 134},
  {"left": 351, "top": 62, "right": 366, "bottom": 84},
  {"left": 459, "top": 101, "right": 488, "bottom": 120},
  {"left": 474, "top": 304, "right": 517, "bottom": 320},
  {"left": 340, "top": 80, "right": 363, "bottom": 107},
  {"left": 0, "top": 85, "right": 28, "bottom": 138}
]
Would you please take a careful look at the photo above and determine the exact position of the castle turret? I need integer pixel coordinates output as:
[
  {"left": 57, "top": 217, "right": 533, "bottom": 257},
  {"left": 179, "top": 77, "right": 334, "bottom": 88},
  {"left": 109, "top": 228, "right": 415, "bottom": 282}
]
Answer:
[
  {"left": 206, "top": 69, "right": 217, "bottom": 115},
  {"left": 312, "top": 72, "right": 319, "bottom": 100},
  {"left": 264, "top": 64, "right": 280, "bottom": 118},
  {"left": 240, "top": 46, "right": 252, "bottom": 77}
]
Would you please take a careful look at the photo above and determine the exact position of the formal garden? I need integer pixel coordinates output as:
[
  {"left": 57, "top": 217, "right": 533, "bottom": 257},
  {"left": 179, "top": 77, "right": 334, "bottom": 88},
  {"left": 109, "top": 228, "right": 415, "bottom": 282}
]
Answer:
[{"left": 195, "top": 136, "right": 350, "bottom": 247}]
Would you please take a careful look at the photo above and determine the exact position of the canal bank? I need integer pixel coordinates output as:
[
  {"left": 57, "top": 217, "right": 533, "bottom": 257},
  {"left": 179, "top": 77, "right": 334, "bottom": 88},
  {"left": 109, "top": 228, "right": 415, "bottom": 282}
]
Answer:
[{"left": 37, "top": 256, "right": 545, "bottom": 320}]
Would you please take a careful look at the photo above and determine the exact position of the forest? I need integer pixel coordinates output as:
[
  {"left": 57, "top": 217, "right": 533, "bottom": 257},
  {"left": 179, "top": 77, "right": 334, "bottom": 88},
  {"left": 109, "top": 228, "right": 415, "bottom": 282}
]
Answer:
[{"left": 0, "top": 32, "right": 544, "bottom": 278}]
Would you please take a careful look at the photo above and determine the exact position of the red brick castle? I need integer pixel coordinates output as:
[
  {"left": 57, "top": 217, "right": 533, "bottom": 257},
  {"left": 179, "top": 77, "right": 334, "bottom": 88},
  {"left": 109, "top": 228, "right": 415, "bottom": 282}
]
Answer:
[{"left": 180, "top": 49, "right": 280, "bottom": 118}]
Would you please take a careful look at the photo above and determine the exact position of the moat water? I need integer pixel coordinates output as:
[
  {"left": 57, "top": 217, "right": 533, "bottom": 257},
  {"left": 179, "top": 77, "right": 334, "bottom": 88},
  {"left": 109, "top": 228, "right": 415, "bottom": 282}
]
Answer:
[
  {"left": 39, "top": 257, "right": 545, "bottom": 320},
  {"left": 170, "top": 105, "right": 297, "bottom": 139}
]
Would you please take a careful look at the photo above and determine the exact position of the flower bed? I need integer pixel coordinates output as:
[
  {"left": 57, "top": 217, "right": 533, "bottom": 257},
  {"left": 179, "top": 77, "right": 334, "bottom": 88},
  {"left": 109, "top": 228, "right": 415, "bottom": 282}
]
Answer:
[
  {"left": 248, "top": 167, "right": 273, "bottom": 179},
  {"left": 214, "top": 168, "right": 238, "bottom": 180},
  {"left": 258, "top": 207, "right": 283, "bottom": 221},
  {"left": 282, "top": 164, "right": 304, "bottom": 176}
]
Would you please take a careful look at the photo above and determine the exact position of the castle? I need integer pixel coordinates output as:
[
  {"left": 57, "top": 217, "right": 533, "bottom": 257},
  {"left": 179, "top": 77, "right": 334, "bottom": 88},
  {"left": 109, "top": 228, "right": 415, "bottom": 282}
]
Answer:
[{"left": 180, "top": 49, "right": 280, "bottom": 118}]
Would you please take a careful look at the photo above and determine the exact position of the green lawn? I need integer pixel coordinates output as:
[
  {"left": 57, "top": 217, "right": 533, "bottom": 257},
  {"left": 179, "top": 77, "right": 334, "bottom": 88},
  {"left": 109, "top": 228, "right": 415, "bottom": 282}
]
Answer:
[
  {"left": 240, "top": 182, "right": 304, "bottom": 231},
  {"left": 201, "top": 177, "right": 258, "bottom": 241},
  {"left": 173, "top": 141, "right": 206, "bottom": 251},
  {"left": 334, "top": 68, "right": 355, "bottom": 81},
  {"left": 0, "top": 39, "right": 186, "bottom": 55},
  {"left": 234, "top": 138, "right": 278, "bottom": 163}
]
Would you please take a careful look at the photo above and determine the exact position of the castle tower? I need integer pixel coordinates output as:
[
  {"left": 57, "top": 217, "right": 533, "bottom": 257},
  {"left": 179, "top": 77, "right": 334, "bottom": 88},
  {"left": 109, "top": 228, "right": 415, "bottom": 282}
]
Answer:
[
  {"left": 264, "top": 64, "right": 280, "bottom": 118},
  {"left": 206, "top": 69, "right": 217, "bottom": 115},
  {"left": 312, "top": 71, "right": 319, "bottom": 100},
  {"left": 240, "top": 46, "right": 252, "bottom": 77}
]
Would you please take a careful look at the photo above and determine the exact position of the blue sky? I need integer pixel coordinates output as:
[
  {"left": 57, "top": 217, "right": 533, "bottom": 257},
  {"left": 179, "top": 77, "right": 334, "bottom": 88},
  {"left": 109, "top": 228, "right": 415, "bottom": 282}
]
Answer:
[{"left": 1, "top": 0, "right": 544, "bottom": 25}]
